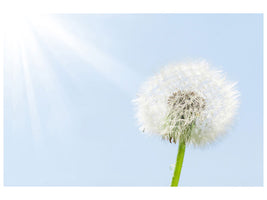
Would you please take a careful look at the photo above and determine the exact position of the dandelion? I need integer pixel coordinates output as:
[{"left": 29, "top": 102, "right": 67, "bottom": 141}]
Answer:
[{"left": 133, "top": 60, "right": 239, "bottom": 186}]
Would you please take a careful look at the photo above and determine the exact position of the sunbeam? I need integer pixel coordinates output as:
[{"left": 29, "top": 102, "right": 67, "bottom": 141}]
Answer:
[
  {"left": 29, "top": 15, "right": 141, "bottom": 95},
  {"left": 4, "top": 14, "right": 140, "bottom": 138},
  {"left": 4, "top": 15, "right": 43, "bottom": 139}
]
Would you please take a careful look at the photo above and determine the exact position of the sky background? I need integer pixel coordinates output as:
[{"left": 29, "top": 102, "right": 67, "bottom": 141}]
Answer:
[{"left": 4, "top": 14, "right": 263, "bottom": 186}]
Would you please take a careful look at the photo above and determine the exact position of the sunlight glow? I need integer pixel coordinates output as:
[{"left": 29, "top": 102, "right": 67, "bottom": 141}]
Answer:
[
  {"left": 4, "top": 14, "right": 140, "bottom": 138},
  {"left": 4, "top": 15, "right": 43, "bottom": 138}
]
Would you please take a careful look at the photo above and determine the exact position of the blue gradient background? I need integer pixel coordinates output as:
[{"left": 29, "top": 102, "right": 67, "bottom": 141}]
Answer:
[{"left": 4, "top": 14, "right": 263, "bottom": 186}]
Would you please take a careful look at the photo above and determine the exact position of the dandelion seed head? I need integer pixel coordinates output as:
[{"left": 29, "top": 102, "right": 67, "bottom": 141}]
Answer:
[{"left": 133, "top": 60, "right": 239, "bottom": 146}]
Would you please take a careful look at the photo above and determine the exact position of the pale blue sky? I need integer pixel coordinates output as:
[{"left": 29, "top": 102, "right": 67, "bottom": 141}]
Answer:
[{"left": 4, "top": 14, "right": 263, "bottom": 186}]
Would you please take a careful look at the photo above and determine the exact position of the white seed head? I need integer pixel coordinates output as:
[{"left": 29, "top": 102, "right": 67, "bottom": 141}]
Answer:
[{"left": 133, "top": 60, "right": 239, "bottom": 146}]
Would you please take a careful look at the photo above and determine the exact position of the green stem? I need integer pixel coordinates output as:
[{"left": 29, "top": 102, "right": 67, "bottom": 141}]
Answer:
[{"left": 171, "top": 139, "right": 186, "bottom": 186}]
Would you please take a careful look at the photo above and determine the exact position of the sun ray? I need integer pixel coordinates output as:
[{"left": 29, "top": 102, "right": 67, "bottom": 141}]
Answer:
[
  {"left": 29, "top": 15, "right": 141, "bottom": 95},
  {"left": 19, "top": 39, "right": 42, "bottom": 138},
  {"left": 4, "top": 14, "right": 141, "bottom": 139}
]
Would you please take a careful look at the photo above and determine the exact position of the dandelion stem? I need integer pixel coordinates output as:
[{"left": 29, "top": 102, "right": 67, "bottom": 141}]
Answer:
[{"left": 171, "top": 139, "right": 186, "bottom": 186}]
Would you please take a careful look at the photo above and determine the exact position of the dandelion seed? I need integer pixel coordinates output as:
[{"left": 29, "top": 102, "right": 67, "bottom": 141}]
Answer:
[{"left": 169, "top": 164, "right": 175, "bottom": 171}]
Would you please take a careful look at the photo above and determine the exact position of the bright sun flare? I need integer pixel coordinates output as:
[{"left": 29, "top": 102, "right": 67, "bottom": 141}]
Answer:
[{"left": 4, "top": 14, "right": 140, "bottom": 138}]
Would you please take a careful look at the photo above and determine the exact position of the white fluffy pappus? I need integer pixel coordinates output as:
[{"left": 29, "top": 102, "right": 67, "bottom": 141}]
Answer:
[{"left": 133, "top": 60, "right": 239, "bottom": 146}]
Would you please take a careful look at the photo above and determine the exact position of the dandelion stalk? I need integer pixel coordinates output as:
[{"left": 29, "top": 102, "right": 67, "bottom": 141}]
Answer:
[{"left": 171, "top": 139, "right": 186, "bottom": 186}]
